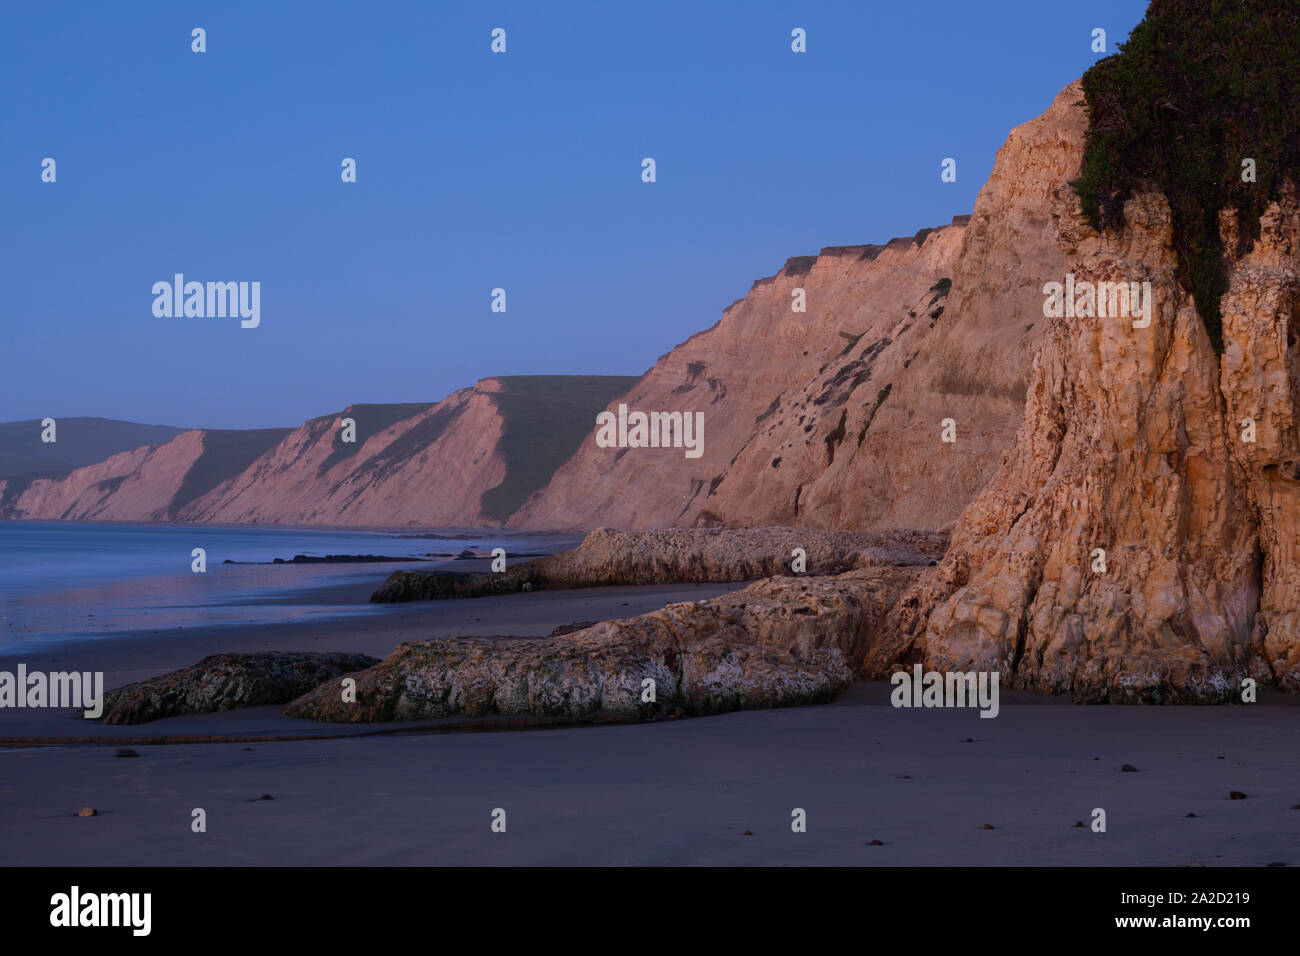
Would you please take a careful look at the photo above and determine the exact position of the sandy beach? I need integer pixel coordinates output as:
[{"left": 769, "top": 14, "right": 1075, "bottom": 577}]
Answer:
[
  {"left": 3, "top": 680, "right": 1298, "bottom": 866},
  {"left": 2, "top": 572, "right": 1297, "bottom": 867}
]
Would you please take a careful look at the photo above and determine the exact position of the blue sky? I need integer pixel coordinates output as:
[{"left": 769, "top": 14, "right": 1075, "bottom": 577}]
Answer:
[{"left": 1, "top": 0, "right": 1147, "bottom": 429}]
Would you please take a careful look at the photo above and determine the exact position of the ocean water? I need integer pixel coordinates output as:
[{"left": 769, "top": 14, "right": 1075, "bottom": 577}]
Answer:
[{"left": 0, "top": 521, "right": 575, "bottom": 650}]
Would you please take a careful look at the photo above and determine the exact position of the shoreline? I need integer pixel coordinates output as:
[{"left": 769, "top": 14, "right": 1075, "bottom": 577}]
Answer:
[
  {"left": 0, "top": 574, "right": 751, "bottom": 712},
  {"left": 2, "top": 567, "right": 1297, "bottom": 867}
]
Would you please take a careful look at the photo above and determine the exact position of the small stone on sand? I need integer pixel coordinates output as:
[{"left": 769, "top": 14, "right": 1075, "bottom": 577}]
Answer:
[
  {"left": 1121, "top": 764, "right": 1139, "bottom": 772},
  {"left": 115, "top": 748, "right": 139, "bottom": 758},
  {"left": 1229, "top": 791, "right": 1247, "bottom": 800},
  {"left": 77, "top": 808, "right": 97, "bottom": 817}
]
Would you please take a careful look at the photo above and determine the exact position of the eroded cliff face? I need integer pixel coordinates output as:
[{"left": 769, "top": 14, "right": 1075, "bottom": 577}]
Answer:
[
  {"left": 891, "top": 83, "right": 1300, "bottom": 699},
  {"left": 0, "top": 377, "right": 637, "bottom": 527},
  {"left": 0, "top": 429, "right": 285, "bottom": 522},
  {"left": 677, "top": 235, "right": 967, "bottom": 530},
  {"left": 686, "top": 86, "right": 1087, "bottom": 531},
  {"left": 511, "top": 225, "right": 982, "bottom": 531},
  {"left": 512, "top": 84, "right": 1093, "bottom": 534},
  {"left": 180, "top": 387, "right": 504, "bottom": 527},
  {"left": 0, "top": 91, "right": 1082, "bottom": 536}
]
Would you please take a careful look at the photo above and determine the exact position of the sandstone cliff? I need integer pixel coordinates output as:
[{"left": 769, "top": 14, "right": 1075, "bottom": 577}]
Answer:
[
  {"left": 0, "top": 427, "right": 290, "bottom": 522},
  {"left": 679, "top": 84, "right": 1085, "bottom": 531},
  {"left": 359, "top": 72, "right": 1300, "bottom": 705},
  {"left": 509, "top": 225, "right": 986, "bottom": 531},
  {"left": 883, "top": 81, "right": 1300, "bottom": 700},
  {"left": 0, "top": 377, "right": 636, "bottom": 527},
  {"left": 509, "top": 84, "right": 1081, "bottom": 534},
  {"left": 3, "top": 115, "right": 1067, "bottom": 537}
]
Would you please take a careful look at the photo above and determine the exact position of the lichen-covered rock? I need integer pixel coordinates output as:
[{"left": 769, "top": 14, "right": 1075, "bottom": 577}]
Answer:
[
  {"left": 291, "top": 566, "right": 919, "bottom": 722},
  {"left": 370, "top": 526, "right": 944, "bottom": 602},
  {"left": 99, "top": 652, "right": 380, "bottom": 725}
]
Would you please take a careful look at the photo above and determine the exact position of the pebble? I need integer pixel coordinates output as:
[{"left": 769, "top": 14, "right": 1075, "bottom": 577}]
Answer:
[{"left": 77, "top": 808, "right": 97, "bottom": 817}]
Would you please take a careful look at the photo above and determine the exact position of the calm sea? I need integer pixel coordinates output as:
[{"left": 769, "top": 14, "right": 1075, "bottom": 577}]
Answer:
[{"left": 0, "top": 521, "right": 575, "bottom": 650}]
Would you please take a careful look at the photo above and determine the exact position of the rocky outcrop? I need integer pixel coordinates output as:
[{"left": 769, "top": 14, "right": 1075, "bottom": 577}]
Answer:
[
  {"left": 288, "top": 566, "right": 920, "bottom": 722},
  {"left": 98, "top": 652, "right": 380, "bottom": 724},
  {"left": 370, "top": 525, "right": 946, "bottom": 601},
  {"left": 885, "top": 80, "right": 1300, "bottom": 700},
  {"left": 373, "top": 566, "right": 542, "bottom": 603}
]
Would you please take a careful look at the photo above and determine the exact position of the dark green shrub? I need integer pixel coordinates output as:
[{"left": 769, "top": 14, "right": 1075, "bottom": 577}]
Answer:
[{"left": 1070, "top": 0, "right": 1300, "bottom": 354}]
